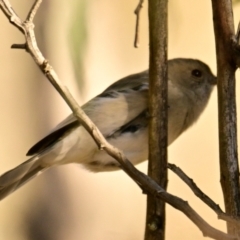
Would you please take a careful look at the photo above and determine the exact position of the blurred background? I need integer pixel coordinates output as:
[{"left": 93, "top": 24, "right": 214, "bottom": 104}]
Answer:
[{"left": 1, "top": 0, "right": 240, "bottom": 239}]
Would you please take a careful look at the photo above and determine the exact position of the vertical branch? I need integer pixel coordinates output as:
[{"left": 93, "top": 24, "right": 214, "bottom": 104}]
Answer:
[
  {"left": 145, "top": 1, "right": 168, "bottom": 240},
  {"left": 211, "top": 0, "right": 240, "bottom": 236}
]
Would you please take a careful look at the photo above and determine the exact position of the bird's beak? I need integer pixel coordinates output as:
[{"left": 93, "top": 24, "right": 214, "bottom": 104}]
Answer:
[{"left": 209, "top": 76, "right": 217, "bottom": 85}]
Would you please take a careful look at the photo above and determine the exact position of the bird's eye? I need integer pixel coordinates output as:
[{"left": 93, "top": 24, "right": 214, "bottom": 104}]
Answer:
[{"left": 191, "top": 69, "right": 202, "bottom": 78}]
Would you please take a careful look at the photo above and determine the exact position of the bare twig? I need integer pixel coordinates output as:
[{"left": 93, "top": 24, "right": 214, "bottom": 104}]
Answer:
[
  {"left": 0, "top": 1, "right": 238, "bottom": 239},
  {"left": 11, "top": 43, "right": 27, "bottom": 49},
  {"left": 211, "top": 1, "right": 240, "bottom": 236},
  {"left": 134, "top": 0, "right": 144, "bottom": 48},
  {"left": 0, "top": 0, "right": 24, "bottom": 33},
  {"left": 168, "top": 163, "right": 240, "bottom": 228},
  {"left": 26, "top": 0, "right": 42, "bottom": 22}
]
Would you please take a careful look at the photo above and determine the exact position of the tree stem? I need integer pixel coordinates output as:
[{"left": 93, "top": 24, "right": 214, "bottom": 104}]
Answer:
[
  {"left": 211, "top": 0, "right": 240, "bottom": 236},
  {"left": 145, "top": 0, "right": 168, "bottom": 239}
]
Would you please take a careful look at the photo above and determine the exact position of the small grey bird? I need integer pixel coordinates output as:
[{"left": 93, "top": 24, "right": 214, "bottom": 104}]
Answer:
[{"left": 0, "top": 58, "right": 216, "bottom": 200}]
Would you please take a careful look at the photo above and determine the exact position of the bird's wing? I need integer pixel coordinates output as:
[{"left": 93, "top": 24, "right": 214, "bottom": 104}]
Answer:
[{"left": 27, "top": 70, "right": 149, "bottom": 156}]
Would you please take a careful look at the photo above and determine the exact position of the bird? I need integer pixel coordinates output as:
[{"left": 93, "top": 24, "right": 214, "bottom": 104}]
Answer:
[{"left": 0, "top": 58, "right": 216, "bottom": 200}]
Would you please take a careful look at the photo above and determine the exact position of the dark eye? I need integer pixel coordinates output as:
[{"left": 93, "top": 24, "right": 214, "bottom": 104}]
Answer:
[{"left": 191, "top": 69, "right": 202, "bottom": 78}]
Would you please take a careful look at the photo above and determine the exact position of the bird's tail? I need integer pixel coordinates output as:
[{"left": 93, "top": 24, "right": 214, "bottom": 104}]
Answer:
[{"left": 0, "top": 157, "right": 44, "bottom": 200}]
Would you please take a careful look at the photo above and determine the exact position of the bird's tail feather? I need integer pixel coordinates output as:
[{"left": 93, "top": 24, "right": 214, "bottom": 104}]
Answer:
[{"left": 0, "top": 157, "right": 44, "bottom": 200}]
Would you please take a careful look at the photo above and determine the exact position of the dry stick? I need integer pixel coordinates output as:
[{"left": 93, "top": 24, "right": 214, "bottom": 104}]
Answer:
[
  {"left": 0, "top": 1, "right": 237, "bottom": 239},
  {"left": 168, "top": 163, "right": 240, "bottom": 228},
  {"left": 11, "top": 43, "right": 27, "bottom": 49},
  {"left": 134, "top": 0, "right": 144, "bottom": 48},
  {"left": 26, "top": 0, "right": 42, "bottom": 22},
  {"left": 211, "top": 1, "right": 240, "bottom": 236}
]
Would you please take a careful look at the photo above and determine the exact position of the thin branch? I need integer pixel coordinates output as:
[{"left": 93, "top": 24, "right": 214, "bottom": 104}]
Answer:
[
  {"left": 11, "top": 43, "right": 27, "bottom": 49},
  {"left": 0, "top": 0, "right": 24, "bottom": 33},
  {"left": 159, "top": 191, "right": 237, "bottom": 240},
  {"left": 168, "top": 163, "right": 240, "bottom": 228},
  {"left": 26, "top": 0, "right": 42, "bottom": 22},
  {"left": 0, "top": 1, "right": 237, "bottom": 239},
  {"left": 134, "top": 0, "right": 144, "bottom": 48}
]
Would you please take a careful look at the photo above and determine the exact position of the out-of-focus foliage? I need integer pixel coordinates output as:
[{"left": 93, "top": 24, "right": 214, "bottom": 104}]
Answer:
[
  {"left": 233, "top": 0, "right": 240, "bottom": 5},
  {"left": 69, "top": 0, "right": 88, "bottom": 91}
]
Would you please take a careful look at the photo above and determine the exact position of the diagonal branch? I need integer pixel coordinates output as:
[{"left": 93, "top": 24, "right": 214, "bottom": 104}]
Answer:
[
  {"left": 26, "top": 0, "right": 42, "bottom": 22},
  {"left": 168, "top": 163, "right": 240, "bottom": 228},
  {"left": 0, "top": 1, "right": 237, "bottom": 239},
  {"left": 0, "top": 0, "right": 24, "bottom": 33}
]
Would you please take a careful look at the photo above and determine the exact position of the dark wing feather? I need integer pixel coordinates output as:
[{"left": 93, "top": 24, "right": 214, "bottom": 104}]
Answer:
[
  {"left": 107, "top": 110, "right": 148, "bottom": 139},
  {"left": 26, "top": 121, "right": 79, "bottom": 156},
  {"left": 26, "top": 70, "right": 149, "bottom": 156}
]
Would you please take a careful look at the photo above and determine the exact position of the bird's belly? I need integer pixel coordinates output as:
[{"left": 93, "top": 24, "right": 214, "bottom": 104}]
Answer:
[{"left": 84, "top": 128, "right": 148, "bottom": 172}]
